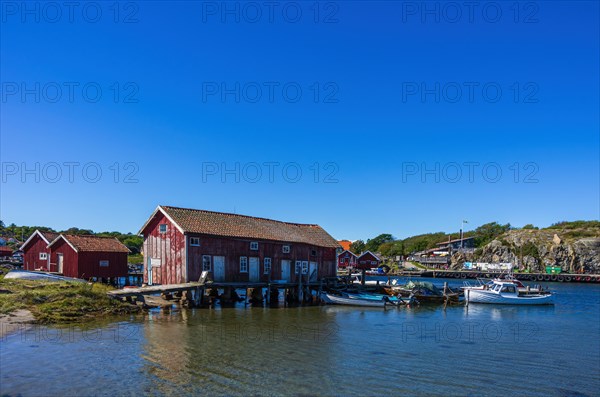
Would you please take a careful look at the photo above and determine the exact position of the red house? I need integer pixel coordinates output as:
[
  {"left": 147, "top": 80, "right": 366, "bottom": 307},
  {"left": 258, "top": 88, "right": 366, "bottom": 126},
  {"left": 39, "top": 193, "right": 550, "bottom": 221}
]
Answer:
[
  {"left": 0, "top": 246, "right": 13, "bottom": 260},
  {"left": 21, "top": 230, "right": 59, "bottom": 271},
  {"left": 337, "top": 250, "right": 358, "bottom": 268},
  {"left": 357, "top": 251, "right": 381, "bottom": 269},
  {"left": 139, "top": 205, "right": 341, "bottom": 285},
  {"left": 47, "top": 234, "right": 129, "bottom": 280}
]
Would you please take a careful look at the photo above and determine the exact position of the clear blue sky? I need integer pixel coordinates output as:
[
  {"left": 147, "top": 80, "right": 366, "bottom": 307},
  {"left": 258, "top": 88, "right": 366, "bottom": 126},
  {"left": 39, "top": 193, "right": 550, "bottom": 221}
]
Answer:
[{"left": 1, "top": 1, "right": 599, "bottom": 241}]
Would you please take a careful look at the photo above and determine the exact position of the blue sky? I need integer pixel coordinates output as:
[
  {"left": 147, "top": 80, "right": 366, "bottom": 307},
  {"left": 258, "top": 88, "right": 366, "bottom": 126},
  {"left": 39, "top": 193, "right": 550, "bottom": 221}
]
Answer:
[{"left": 1, "top": 1, "right": 599, "bottom": 241}]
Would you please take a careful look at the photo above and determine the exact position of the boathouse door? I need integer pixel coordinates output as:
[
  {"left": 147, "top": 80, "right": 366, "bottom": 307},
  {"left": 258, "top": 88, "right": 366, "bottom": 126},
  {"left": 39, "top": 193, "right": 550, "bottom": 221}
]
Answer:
[
  {"left": 213, "top": 256, "right": 225, "bottom": 282},
  {"left": 147, "top": 257, "right": 152, "bottom": 285},
  {"left": 281, "top": 260, "right": 291, "bottom": 282},
  {"left": 309, "top": 262, "right": 318, "bottom": 282},
  {"left": 249, "top": 257, "right": 260, "bottom": 282},
  {"left": 57, "top": 253, "right": 63, "bottom": 274}
]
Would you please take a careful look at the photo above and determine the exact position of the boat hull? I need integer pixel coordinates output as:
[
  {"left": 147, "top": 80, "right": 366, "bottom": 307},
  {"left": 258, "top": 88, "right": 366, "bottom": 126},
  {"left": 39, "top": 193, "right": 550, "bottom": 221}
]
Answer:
[
  {"left": 320, "top": 292, "right": 390, "bottom": 307},
  {"left": 465, "top": 289, "right": 554, "bottom": 305},
  {"left": 4, "top": 270, "right": 86, "bottom": 283}
]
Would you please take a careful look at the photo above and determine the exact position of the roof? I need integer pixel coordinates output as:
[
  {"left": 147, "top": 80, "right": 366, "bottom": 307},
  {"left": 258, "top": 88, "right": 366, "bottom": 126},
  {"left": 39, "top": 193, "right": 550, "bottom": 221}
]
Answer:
[
  {"left": 338, "top": 240, "right": 352, "bottom": 251},
  {"left": 21, "top": 230, "right": 60, "bottom": 250},
  {"left": 358, "top": 251, "right": 381, "bottom": 261},
  {"left": 48, "top": 234, "right": 130, "bottom": 253},
  {"left": 140, "top": 205, "right": 341, "bottom": 249},
  {"left": 436, "top": 236, "right": 474, "bottom": 246},
  {"left": 338, "top": 250, "right": 358, "bottom": 258},
  {"left": 0, "top": 246, "right": 13, "bottom": 253}
]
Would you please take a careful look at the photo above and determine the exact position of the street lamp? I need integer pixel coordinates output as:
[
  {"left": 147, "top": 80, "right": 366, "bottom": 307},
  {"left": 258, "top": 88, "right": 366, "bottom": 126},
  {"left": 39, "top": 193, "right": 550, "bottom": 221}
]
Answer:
[{"left": 461, "top": 220, "right": 468, "bottom": 249}]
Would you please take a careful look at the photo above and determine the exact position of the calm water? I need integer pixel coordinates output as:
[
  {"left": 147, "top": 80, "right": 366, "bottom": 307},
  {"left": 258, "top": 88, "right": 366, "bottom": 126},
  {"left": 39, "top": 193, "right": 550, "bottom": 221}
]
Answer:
[{"left": 1, "top": 278, "right": 599, "bottom": 397}]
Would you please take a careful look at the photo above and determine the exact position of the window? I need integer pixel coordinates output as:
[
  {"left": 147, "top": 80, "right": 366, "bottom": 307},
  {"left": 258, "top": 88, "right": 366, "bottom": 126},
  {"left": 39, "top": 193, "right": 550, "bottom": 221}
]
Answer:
[
  {"left": 311, "top": 249, "right": 317, "bottom": 256},
  {"left": 202, "top": 255, "right": 211, "bottom": 271},
  {"left": 282, "top": 245, "right": 290, "bottom": 253},
  {"left": 159, "top": 224, "right": 168, "bottom": 234},
  {"left": 240, "top": 256, "right": 248, "bottom": 273},
  {"left": 264, "top": 257, "right": 272, "bottom": 274},
  {"left": 371, "top": 261, "right": 377, "bottom": 265},
  {"left": 99, "top": 260, "right": 109, "bottom": 267},
  {"left": 250, "top": 242, "right": 259, "bottom": 250},
  {"left": 190, "top": 237, "right": 200, "bottom": 246},
  {"left": 295, "top": 260, "right": 302, "bottom": 274},
  {"left": 39, "top": 252, "right": 47, "bottom": 260},
  {"left": 301, "top": 261, "right": 308, "bottom": 274}
]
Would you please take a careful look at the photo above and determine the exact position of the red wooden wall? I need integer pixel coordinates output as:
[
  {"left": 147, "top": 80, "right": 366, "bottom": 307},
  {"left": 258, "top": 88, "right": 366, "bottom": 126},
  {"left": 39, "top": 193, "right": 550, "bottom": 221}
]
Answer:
[{"left": 23, "top": 235, "right": 51, "bottom": 271}]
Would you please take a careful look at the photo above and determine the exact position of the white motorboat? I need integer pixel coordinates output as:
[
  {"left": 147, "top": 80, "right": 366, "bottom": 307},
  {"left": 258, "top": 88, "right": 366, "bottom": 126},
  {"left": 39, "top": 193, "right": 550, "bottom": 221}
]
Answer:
[
  {"left": 464, "top": 280, "right": 554, "bottom": 305},
  {"left": 3, "top": 270, "right": 86, "bottom": 283},
  {"left": 462, "top": 277, "right": 545, "bottom": 295}
]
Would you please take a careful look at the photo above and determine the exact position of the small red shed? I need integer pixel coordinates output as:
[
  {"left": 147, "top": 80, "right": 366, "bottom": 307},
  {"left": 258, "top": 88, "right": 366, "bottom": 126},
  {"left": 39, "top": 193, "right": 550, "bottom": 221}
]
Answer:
[
  {"left": 356, "top": 251, "right": 382, "bottom": 269},
  {"left": 337, "top": 250, "right": 358, "bottom": 268},
  {"left": 47, "top": 234, "right": 129, "bottom": 280},
  {"left": 21, "top": 230, "right": 59, "bottom": 271},
  {"left": 0, "top": 246, "right": 13, "bottom": 259}
]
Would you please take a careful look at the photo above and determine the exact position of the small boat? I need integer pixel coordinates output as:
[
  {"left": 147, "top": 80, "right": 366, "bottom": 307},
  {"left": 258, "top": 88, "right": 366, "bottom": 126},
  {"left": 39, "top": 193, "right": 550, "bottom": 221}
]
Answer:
[
  {"left": 344, "top": 292, "right": 415, "bottom": 305},
  {"left": 464, "top": 280, "right": 554, "bottom": 305},
  {"left": 462, "top": 278, "right": 546, "bottom": 295},
  {"left": 384, "top": 280, "right": 460, "bottom": 303},
  {"left": 3, "top": 270, "right": 86, "bottom": 283},
  {"left": 320, "top": 292, "right": 402, "bottom": 307}
]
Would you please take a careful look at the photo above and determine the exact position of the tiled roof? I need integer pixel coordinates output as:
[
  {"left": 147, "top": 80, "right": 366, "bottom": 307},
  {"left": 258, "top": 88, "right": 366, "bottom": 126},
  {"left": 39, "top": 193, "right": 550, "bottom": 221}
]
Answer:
[
  {"left": 436, "top": 236, "right": 474, "bottom": 245},
  {"left": 338, "top": 240, "right": 352, "bottom": 251},
  {"left": 159, "top": 206, "right": 341, "bottom": 249},
  {"left": 55, "top": 235, "right": 130, "bottom": 253},
  {"left": 41, "top": 231, "right": 60, "bottom": 243}
]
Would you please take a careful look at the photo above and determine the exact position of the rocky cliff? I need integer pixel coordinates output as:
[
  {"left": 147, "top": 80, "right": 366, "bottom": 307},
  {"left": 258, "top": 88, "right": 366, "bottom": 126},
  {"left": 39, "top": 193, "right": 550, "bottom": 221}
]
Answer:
[{"left": 451, "top": 228, "right": 600, "bottom": 273}]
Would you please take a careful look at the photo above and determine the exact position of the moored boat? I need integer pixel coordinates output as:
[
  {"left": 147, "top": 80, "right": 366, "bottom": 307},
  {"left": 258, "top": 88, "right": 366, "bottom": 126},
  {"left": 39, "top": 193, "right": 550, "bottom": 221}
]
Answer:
[
  {"left": 320, "top": 292, "right": 404, "bottom": 307},
  {"left": 464, "top": 280, "right": 554, "bottom": 305},
  {"left": 3, "top": 270, "right": 87, "bottom": 283}
]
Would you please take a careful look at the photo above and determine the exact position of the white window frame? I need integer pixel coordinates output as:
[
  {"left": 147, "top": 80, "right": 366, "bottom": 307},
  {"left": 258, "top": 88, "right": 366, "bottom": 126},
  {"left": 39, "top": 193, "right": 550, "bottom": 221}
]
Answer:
[
  {"left": 264, "top": 257, "right": 271, "bottom": 274},
  {"left": 159, "top": 224, "right": 168, "bottom": 234},
  {"left": 295, "top": 260, "right": 301, "bottom": 274},
  {"left": 301, "top": 261, "right": 309, "bottom": 274},
  {"left": 250, "top": 241, "right": 259, "bottom": 250},
  {"left": 190, "top": 237, "right": 200, "bottom": 246},
  {"left": 240, "top": 256, "right": 248, "bottom": 273},
  {"left": 202, "top": 255, "right": 211, "bottom": 271},
  {"left": 282, "top": 245, "right": 290, "bottom": 253},
  {"left": 99, "top": 260, "right": 109, "bottom": 267},
  {"left": 39, "top": 252, "right": 48, "bottom": 260}
]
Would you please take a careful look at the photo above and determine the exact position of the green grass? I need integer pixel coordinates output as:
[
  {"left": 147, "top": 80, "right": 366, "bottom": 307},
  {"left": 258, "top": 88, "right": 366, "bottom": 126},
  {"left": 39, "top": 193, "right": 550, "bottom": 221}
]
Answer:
[
  {"left": 0, "top": 276, "right": 141, "bottom": 324},
  {"left": 128, "top": 254, "right": 143, "bottom": 263}
]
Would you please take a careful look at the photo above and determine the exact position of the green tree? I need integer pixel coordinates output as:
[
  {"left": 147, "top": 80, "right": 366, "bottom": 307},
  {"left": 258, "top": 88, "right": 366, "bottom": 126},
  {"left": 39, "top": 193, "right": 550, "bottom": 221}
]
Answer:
[
  {"left": 350, "top": 240, "right": 366, "bottom": 254},
  {"left": 473, "top": 222, "right": 511, "bottom": 247},
  {"left": 364, "top": 233, "right": 394, "bottom": 253}
]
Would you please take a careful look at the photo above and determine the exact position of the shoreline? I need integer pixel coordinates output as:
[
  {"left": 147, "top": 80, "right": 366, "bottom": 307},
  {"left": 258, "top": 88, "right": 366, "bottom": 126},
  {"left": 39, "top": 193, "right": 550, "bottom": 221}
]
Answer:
[{"left": 0, "top": 309, "right": 35, "bottom": 339}]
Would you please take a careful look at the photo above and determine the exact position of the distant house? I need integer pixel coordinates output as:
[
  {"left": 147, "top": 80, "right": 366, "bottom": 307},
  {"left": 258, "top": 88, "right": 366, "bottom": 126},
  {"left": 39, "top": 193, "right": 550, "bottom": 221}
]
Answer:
[
  {"left": 21, "top": 230, "right": 60, "bottom": 271},
  {"left": 337, "top": 250, "right": 358, "bottom": 268},
  {"left": 0, "top": 246, "right": 13, "bottom": 260},
  {"left": 47, "top": 234, "right": 129, "bottom": 280},
  {"left": 338, "top": 240, "right": 352, "bottom": 251},
  {"left": 357, "top": 251, "right": 381, "bottom": 269},
  {"left": 436, "top": 236, "right": 475, "bottom": 250},
  {"left": 138, "top": 205, "right": 341, "bottom": 285}
]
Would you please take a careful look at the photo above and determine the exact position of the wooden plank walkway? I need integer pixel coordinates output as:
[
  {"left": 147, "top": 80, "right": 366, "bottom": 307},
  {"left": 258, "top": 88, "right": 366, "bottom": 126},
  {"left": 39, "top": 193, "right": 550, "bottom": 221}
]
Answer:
[{"left": 107, "top": 281, "right": 324, "bottom": 298}]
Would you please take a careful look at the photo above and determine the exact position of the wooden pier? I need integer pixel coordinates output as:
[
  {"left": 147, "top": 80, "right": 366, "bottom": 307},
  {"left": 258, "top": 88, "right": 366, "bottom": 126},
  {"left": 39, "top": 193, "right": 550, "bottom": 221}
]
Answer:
[
  {"left": 422, "top": 270, "right": 600, "bottom": 283},
  {"left": 107, "top": 279, "right": 327, "bottom": 308}
]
